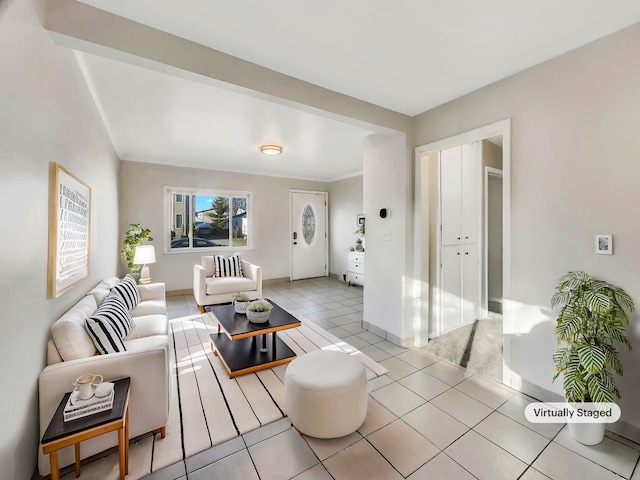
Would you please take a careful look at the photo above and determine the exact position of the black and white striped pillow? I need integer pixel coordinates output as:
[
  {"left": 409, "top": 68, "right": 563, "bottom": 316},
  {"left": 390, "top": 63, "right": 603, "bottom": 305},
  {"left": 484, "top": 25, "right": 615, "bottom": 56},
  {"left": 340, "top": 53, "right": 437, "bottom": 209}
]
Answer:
[
  {"left": 110, "top": 274, "right": 140, "bottom": 310},
  {"left": 85, "top": 293, "right": 133, "bottom": 354},
  {"left": 214, "top": 254, "right": 243, "bottom": 277}
]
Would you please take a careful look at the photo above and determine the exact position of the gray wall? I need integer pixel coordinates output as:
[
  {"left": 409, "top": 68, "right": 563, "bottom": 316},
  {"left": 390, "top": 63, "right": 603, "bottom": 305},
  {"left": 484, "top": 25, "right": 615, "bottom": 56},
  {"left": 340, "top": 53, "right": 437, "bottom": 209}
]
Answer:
[
  {"left": 328, "top": 175, "right": 363, "bottom": 280},
  {"left": 414, "top": 23, "right": 640, "bottom": 438},
  {"left": 0, "top": 1, "right": 121, "bottom": 478},
  {"left": 118, "top": 161, "right": 329, "bottom": 290}
]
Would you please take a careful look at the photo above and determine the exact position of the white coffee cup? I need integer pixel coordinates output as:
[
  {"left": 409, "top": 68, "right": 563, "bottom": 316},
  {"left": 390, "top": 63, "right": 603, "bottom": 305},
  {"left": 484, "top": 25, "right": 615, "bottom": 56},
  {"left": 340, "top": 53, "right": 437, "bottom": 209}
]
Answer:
[{"left": 73, "top": 373, "right": 104, "bottom": 400}]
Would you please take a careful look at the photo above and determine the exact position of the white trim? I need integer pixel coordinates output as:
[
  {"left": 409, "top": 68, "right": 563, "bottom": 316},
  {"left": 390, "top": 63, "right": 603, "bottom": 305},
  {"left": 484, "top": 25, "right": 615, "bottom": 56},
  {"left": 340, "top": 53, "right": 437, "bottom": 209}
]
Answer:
[
  {"left": 483, "top": 166, "right": 503, "bottom": 318},
  {"left": 289, "top": 189, "right": 329, "bottom": 281},
  {"left": 413, "top": 118, "right": 512, "bottom": 387}
]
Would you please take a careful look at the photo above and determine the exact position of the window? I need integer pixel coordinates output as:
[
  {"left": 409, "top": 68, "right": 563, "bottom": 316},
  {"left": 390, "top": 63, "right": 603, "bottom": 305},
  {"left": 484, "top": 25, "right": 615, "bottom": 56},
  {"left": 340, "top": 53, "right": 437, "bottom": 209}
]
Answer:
[{"left": 166, "top": 187, "right": 251, "bottom": 252}]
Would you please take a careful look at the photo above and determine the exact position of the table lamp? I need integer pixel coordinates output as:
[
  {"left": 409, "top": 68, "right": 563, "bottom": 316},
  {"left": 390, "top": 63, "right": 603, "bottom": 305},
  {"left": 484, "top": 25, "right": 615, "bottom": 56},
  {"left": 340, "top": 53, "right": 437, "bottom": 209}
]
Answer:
[{"left": 133, "top": 245, "right": 156, "bottom": 284}]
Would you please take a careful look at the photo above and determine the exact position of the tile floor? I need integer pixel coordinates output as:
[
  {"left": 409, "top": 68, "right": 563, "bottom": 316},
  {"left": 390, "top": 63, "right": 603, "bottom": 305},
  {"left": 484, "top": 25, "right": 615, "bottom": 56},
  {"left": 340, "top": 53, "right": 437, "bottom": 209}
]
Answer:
[{"left": 143, "top": 277, "right": 640, "bottom": 480}]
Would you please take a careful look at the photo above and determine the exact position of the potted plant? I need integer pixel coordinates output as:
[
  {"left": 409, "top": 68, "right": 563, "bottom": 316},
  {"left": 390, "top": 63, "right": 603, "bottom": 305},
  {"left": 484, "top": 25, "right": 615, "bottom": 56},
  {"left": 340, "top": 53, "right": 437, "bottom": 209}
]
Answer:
[
  {"left": 552, "top": 270, "right": 634, "bottom": 444},
  {"left": 354, "top": 225, "right": 365, "bottom": 251},
  {"left": 233, "top": 293, "right": 251, "bottom": 314},
  {"left": 246, "top": 299, "right": 273, "bottom": 324},
  {"left": 121, "top": 224, "right": 153, "bottom": 276}
]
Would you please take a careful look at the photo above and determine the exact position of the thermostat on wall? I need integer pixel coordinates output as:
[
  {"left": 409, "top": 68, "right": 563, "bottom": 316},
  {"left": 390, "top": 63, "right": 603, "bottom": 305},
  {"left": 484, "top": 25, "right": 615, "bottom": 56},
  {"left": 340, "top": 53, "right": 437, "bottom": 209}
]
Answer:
[{"left": 379, "top": 208, "right": 390, "bottom": 219}]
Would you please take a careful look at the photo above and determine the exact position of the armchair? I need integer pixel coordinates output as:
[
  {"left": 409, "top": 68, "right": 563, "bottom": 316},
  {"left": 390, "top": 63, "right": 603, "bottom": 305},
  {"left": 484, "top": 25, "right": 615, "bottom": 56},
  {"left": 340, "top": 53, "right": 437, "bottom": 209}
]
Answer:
[{"left": 193, "top": 255, "right": 262, "bottom": 313}]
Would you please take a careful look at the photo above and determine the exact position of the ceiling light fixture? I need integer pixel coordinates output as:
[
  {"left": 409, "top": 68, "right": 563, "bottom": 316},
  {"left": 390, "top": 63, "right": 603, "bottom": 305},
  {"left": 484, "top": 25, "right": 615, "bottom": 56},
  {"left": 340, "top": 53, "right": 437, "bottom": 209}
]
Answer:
[{"left": 260, "top": 144, "right": 283, "bottom": 156}]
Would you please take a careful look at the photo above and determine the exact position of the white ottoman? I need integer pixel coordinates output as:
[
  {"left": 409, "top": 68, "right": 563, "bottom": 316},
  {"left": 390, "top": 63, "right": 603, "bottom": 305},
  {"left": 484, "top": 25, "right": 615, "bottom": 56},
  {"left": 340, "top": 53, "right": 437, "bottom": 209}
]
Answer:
[{"left": 284, "top": 350, "right": 368, "bottom": 438}]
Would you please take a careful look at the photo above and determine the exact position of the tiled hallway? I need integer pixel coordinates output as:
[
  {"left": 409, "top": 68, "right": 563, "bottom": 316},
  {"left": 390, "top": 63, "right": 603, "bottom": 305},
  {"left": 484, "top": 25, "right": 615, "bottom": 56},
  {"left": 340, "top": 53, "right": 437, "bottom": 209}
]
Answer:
[{"left": 143, "top": 277, "right": 640, "bottom": 480}]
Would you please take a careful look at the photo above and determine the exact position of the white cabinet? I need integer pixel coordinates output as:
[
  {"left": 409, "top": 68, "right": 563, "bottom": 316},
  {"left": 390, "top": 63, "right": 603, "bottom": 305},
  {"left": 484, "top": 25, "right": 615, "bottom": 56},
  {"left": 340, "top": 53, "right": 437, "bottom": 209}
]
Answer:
[
  {"left": 440, "top": 144, "right": 481, "bottom": 246},
  {"left": 347, "top": 251, "right": 364, "bottom": 286},
  {"left": 441, "top": 245, "right": 480, "bottom": 333},
  {"left": 438, "top": 143, "right": 481, "bottom": 334}
]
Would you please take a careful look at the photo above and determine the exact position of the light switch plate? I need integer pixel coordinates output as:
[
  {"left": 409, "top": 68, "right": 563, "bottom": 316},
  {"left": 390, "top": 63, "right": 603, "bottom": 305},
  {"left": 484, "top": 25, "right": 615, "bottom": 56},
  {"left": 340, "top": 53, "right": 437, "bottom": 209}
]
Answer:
[{"left": 382, "top": 230, "right": 392, "bottom": 241}]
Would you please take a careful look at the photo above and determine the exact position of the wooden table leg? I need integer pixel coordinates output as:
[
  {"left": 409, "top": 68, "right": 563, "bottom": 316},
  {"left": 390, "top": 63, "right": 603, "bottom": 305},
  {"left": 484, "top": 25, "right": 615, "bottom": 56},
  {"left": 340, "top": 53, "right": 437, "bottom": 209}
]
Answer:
[
  {"left": 49, "top": 449, "right": 59, "bottom": 480},
  {"left": 125, "top": 407, "right": 129, "bottom": 474},
  {"left": 118, "top": 425, "right": 126, "bottom": 480},
  {"left": 75, "top": 442, "right": 81, "bottom": 477}
]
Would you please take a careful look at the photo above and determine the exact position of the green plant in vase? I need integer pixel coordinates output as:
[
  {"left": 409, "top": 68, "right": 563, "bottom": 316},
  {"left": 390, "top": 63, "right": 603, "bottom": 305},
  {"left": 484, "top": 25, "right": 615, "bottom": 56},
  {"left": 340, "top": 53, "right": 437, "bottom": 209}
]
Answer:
[
  {"left": 233, "top": 292, "right": 251, "bottom": 314},
  {"left": 246, "top": 299, "right": 273, "bottom": 323},
  {"left": 121, "top": 223, "right": 153, "bottom": 274},
  {"left": 552, "top": 271, "right": 634, "bottom": 402},
  {"left": 552, "top": 270, "right": 634, "bottom": 444}
]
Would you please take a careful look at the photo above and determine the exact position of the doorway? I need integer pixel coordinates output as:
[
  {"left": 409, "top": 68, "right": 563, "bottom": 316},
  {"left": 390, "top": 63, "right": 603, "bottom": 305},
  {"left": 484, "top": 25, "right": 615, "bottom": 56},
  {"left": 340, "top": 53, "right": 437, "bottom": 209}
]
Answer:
[
  {"left": 290, "top": 190, "right": 328, "bottom": 280},
  {"left": 413, "top": 119, "right": 512, "bottom": 387}
]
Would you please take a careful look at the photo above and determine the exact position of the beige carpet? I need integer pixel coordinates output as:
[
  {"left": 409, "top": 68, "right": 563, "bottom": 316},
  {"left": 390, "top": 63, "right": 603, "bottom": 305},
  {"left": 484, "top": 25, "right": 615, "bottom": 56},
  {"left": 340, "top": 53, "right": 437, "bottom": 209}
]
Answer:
[
  {"left": 422, "top": 314, "right": 503, "bottom": 383},
  {"left": 148, "top": 312, "right": 388, "bottom": 474}
]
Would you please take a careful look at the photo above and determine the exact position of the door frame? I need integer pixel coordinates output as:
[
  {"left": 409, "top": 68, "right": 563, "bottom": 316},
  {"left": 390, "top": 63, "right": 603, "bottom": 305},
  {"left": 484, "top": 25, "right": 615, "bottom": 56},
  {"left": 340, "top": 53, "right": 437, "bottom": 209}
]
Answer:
[
  {"left": 289, "top": 189, "right": 329, "bottom": 281},
  {"left": 413, "top": 118, "right": 512, "bottom": 387},
  {"left": 484, "top": 167, "right": 503, "bottom": 315}
]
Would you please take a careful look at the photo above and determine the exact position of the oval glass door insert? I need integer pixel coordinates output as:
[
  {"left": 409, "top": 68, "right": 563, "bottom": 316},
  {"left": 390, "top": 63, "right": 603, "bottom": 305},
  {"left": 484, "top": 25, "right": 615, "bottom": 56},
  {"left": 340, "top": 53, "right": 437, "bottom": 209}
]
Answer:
[{"left": 302, "top": 204, "right": 316, "bottom": 245}]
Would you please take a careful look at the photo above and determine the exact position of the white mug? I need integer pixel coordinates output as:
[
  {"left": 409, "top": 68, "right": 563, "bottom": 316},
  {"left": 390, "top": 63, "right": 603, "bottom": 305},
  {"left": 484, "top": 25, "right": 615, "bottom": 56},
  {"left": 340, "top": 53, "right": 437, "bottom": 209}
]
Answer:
[{"left": 73, "top": 373, "right": 104, "bottom": 400}]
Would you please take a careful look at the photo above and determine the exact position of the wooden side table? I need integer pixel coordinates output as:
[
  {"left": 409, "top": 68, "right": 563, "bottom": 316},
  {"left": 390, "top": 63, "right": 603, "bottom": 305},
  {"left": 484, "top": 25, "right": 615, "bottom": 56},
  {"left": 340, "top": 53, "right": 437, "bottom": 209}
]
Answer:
[{"left": 41, "top": 377, "right": 130, "bottom": 480}]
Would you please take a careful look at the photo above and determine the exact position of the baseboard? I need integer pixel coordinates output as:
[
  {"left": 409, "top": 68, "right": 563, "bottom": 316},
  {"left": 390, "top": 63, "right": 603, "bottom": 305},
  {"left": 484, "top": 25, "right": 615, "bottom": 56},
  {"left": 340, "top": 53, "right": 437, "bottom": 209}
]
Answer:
[
  {"left": 362, "top": 321, "right": 412, "bottom": 348},
  {"left": 263, "top": 277, "right": 290, "bottom": 286},
  {"left": 167, "top": 288, "right": 192, "bottom": 297}
]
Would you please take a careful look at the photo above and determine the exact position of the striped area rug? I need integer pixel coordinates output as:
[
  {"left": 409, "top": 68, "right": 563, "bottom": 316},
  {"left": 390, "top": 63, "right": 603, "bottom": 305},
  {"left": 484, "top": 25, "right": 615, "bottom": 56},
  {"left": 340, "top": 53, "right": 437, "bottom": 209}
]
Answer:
[{"left": 149, "top": 312, "right": 388, "bottom": 472}]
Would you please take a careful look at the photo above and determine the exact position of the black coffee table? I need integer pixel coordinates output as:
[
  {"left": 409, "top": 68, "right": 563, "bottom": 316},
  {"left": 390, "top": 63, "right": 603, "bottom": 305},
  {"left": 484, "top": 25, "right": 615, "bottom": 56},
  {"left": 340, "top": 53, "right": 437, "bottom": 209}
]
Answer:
[{"left": 209, "top": 299, "right": 301, "bottom": 378}]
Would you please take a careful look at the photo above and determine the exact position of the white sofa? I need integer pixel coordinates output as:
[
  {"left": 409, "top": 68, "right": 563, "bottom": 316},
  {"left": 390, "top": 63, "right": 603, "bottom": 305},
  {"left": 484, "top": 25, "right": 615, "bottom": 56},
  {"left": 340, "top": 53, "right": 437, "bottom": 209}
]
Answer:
[
  {"left": 193, "top": 255, "right": 262, "bottom": 313},
  {"left": 38, "top": 277, "right": 170, "bottom": 476}
]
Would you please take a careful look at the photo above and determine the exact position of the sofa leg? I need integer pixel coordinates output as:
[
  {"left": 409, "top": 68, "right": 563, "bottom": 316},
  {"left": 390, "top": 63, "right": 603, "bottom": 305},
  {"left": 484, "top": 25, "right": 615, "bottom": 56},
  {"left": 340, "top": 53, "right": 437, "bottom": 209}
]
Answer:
[
  {"left": 199, "top": 305, "right": 205, "bottom": 314},
  {"left": 153, "top": 427, "right": 166, "bottom": 439}
]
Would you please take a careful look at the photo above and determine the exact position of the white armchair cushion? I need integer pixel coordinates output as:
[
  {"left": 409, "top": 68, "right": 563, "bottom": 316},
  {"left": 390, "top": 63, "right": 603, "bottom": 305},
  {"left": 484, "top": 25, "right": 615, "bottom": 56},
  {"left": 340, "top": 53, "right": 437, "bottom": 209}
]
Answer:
[
  {"left": 51, "top": 295, "right": 97, "bottom": 361},
  {"left": 206, "top": 276, "right": 257, "bottom": 295},
  {"left": 85, "top": 294, "right": 133, "bottom": 354},
  {"left": 202, "top": 255, "right": 216, "bottom": 278},
  {"left": 110, "top": 274, "right": 141, "bottom": 310}
]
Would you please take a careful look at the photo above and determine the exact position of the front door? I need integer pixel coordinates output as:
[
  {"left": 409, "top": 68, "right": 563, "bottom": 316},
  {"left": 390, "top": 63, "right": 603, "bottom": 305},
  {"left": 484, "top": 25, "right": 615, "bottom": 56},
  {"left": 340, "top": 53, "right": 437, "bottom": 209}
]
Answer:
[{"left": 291, "top": 190, "right": 327, "bottom": 280}]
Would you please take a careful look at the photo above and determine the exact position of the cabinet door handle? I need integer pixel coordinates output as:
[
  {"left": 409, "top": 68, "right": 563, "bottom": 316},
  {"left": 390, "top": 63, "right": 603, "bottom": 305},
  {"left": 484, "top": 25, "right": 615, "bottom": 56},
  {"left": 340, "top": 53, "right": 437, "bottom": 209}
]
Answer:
[
  {"left": 457, "top": 237, "right": 460, "bottom": 240},
  {"left": 465, "top": 236, "right": 469, "bottom": 239},
  {"left": 457, "top": 252, "right": 460, "bottom": 255},
  {"left": 465, "top": 252, "right": 469, "bottom": 255}
]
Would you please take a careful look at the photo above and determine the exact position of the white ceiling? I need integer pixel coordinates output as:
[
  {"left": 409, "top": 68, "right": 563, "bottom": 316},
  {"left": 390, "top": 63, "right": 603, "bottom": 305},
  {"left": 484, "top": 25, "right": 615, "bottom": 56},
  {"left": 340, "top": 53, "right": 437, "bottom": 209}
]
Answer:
[{"left": 72, "top": 1, "right": 640, "bottom": 180}]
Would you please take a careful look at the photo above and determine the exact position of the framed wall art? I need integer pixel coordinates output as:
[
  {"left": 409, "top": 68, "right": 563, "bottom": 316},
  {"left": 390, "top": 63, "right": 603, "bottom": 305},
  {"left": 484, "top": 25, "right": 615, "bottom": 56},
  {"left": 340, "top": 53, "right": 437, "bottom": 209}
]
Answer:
[
  {"left": 595, "top": 234, "right": 612, "bottom": 255},
  {"left": 48, "top": 163, "right": 91, "bottom": 298}
]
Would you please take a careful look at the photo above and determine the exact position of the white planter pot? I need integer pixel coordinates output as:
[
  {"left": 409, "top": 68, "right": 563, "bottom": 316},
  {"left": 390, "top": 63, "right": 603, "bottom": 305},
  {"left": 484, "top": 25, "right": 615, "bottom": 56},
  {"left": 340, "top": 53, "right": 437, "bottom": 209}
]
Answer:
[
  {"left": 568, "top": 421, "right": 605, "bottom": 445},
  {"left": 246, "top": 310, "right": 270, "bottom": 323},
  {"left": 234, "top": 301, "right": 249, "bottom": 314}
]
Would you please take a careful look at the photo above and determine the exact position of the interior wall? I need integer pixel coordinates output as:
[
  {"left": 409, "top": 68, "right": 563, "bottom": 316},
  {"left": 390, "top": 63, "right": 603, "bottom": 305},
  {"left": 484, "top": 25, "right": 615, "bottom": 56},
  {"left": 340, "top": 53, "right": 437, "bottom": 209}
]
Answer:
[
  {"left": 363, "top": 132, "right": 409, "bottom": 344},
  {"left": 328, "top": 175, "right": 363, "bottom": 280},
  {"left": 414, "top": 23, "right": 640, "bottom": 439},
  {"left": 0, "top": 1, "right": 121, "bottom": 478},
  {"left": 118, "top": 161, "right": 328, "bottom": 291}
]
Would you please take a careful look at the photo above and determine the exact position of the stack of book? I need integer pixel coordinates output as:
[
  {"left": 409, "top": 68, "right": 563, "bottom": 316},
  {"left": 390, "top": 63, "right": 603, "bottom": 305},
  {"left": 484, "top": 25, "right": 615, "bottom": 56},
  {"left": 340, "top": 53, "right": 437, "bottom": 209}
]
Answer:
[{"left": 63, "top": 383, "right": 115, "bottom": 422}]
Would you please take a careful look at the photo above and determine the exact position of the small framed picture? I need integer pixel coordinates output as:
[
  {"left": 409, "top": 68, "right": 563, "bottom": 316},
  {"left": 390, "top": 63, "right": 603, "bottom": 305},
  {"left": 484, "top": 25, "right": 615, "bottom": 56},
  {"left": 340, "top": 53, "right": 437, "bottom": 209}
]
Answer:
[
  {"left": 595, "top": 234, "right": 612, "bottom": 255},
  {"left": 357, "top": 214, "right": 365, "bottom": 227}
]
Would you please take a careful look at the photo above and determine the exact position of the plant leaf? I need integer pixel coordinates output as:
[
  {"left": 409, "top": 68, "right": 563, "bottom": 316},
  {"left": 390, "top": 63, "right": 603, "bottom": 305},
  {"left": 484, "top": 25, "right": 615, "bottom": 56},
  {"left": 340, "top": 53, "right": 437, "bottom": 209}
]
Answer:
[{"left": 577, "top": 344, "right": 606, "bottom": 375}]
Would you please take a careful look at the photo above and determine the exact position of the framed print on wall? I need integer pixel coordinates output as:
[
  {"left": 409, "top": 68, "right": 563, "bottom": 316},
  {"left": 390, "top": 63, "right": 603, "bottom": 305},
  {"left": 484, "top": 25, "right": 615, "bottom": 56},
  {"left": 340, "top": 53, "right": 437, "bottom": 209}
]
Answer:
[
  {"left": 47, "top": 163, "right": 91, "bottom": 298},
  {"left": 595, "top": 234, "right": 612, "bottom": 255}
]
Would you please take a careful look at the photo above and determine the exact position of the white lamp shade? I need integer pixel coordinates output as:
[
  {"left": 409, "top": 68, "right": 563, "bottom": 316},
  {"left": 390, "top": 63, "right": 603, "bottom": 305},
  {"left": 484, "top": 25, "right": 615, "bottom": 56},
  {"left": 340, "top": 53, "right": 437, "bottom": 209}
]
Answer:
[{"left": 133, "top": 245, "right": 156, "bottom": 265}]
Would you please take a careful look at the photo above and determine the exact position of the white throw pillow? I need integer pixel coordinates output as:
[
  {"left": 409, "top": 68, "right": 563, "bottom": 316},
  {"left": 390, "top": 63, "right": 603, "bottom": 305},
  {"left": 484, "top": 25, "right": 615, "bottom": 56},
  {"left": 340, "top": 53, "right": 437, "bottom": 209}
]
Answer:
[{"left": 214, "top": 254, "right": 244, "bottom": 277}]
